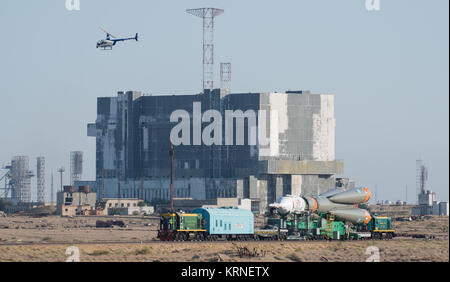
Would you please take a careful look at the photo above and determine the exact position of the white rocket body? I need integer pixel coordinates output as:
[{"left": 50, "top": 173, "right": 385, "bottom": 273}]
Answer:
[
  {"left": 269, "top": 187, "right": 372, "bottom": 224},
  {"left": 269, "top": 195, "right": 307, "bottom": 215}
]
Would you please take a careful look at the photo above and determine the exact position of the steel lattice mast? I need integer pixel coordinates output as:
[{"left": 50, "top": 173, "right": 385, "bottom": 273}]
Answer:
[
  {"left": 70, "top": 151, "right": 83, "bottom": 185},
  {"left": 57, "top": 167, "right": 65, "bottom": 192},
  {"left": 220, "top": 62, "right": 231, "bottom": 94},
  {"left": 11, "top": 156, "right": 34, "bottom": 203},
  {"left": 416, "top": 159, "right": 428, "bottom": 203},
  {"left": 36, "top": 157, "right": 45, "bottom": 204},
  {"left": 187, "top": 8, "right": 224, "bottom": 91}
]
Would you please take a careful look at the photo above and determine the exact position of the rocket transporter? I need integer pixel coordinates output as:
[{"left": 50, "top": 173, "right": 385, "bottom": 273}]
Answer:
[
  {"left": 269, "top": 187, "right": 372, "bottom": 225},
  {"left": 268, "top": 186, "right": 394, "bottom": 239}
]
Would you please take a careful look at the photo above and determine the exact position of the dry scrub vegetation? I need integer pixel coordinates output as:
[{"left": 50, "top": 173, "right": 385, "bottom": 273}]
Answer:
[{"left": 0, "top": 238, "right": 447, "bottom": 262}]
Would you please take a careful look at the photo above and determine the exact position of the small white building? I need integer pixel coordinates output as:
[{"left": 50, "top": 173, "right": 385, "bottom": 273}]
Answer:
[
  {"left": 103, "top": 198, "right": 141, "bottom": 209},
  {"left": 125, "top": 206, "right": 154, "bottom": 215},
  {"left": 101, "top": 198, "right": 154, "bottom": 215}
]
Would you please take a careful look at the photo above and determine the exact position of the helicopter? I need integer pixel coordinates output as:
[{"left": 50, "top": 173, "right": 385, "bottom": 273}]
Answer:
[{"left": 97, "top": 27, "right": 138, "bottom": 50}]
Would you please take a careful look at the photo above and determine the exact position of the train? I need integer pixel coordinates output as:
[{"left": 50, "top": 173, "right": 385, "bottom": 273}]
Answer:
[{"left": 157, "top": 206, "right": 395, "bottom": 241}]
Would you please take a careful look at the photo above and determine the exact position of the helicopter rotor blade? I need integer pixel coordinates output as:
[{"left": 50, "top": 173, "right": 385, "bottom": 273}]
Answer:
[{"left": 98, "top": 27, "right": 116, "bottom": 38}]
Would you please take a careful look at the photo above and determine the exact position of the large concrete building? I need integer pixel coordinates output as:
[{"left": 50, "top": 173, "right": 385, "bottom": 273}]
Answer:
[{"left": 87, "top": 89, "right": 343, "bottom": 213}]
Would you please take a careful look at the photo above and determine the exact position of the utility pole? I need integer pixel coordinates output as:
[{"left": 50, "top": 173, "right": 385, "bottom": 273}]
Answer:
[
  {"left": 101, "top": 168, "right": 104, "bottom": 201},
  {"left": 141, "top": 173, "right": 144, "bottom": 201},
  {"left": 51, "top": 173, "right": 54, "bottom": 204},
  {"left": 117, "top": 170, "right": 121, "bottom": 206},
  {"left": 169, "top": 139, "right": 174, "bottom": 212},
  {"left": 375, "top": 184, "right": 378, "bottom": 204},
  {"left": 140, "top": 133, "right": 144, "bottom": 202},
  {"left": 405, "top": 184, "right": 408, "bottom": 204}
]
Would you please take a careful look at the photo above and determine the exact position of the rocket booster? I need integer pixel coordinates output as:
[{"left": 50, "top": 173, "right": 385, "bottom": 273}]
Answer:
[
  {"left": 269, "top": 187, "right": 372, "bottom": 224},
  {"left": 329, "top": 208, "right": 371, "bottom": 225},
  {"left": 327, "top": 187, "right": 371, "bottom": 204}
]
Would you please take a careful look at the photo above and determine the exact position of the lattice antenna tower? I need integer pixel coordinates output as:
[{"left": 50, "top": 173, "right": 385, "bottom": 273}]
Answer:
[
  {"left": 70, "top": 151, "right": 83, "bottom": 185},
  {"left": 36, "top": 157, "right": 45, "bottom": 204},
  {"left": 11, "top": 156, "right": 34, "bottom": 203},
  {"left": 57, "top": 167, "right": 65, "bottom": 192},
  {"left": 186, "top": 8, "right": 224, "bottom": 91},
  {"left": 416, "top": 159, "right": 428, "bottom": 203},
  {"left": 220, "top": 62, "right": 231, "bottom": 95}
]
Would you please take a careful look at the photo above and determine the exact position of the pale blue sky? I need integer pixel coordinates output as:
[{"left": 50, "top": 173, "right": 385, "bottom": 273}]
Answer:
[{"left": 0, "top": 0, "right": 448, "bottom": 203}]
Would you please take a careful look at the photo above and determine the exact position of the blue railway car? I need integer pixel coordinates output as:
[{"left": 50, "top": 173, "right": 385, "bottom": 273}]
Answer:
[{"left": 193, "top": 207, "right": 254, "bottom": 240}]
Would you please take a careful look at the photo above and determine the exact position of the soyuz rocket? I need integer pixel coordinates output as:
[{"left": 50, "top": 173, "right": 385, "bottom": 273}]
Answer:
[{"left": 269, "top": 187, "right": 372, "bottom": 225}]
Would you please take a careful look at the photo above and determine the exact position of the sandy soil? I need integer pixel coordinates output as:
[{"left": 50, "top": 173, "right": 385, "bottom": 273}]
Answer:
[
  {"left": 0, "top": 215, "right": 159, "bottom": 244},
  {"left": 0, "top": 239, "right": 447, "bottom": 262},
  {"left": 0, "top": 214, "right": 448, "bottom": 262}
]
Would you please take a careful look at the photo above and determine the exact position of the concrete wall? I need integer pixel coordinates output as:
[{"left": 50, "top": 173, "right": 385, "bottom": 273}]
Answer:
[{"left": 258, "top": 92, "right": 335, "bottom": 161}]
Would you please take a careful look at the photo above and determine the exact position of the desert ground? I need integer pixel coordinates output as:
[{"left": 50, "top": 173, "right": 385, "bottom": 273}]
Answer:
[{"left": 0, "top": 214, "right": 448, "bottom": 262}]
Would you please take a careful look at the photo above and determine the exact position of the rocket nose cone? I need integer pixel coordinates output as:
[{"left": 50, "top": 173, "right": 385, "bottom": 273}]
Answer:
[
  {"left": 275, "top": 197, "right": 294, "bottom": 215},
  {"left": 362, "top": 187, "right": 371, "bottom": 203},
  {"left": 278, "top": 201, "right": 291, "bottom": 215},
  {"left": 364, "top": 209, "right": 372, "bottom": 224},
  {"left": 269, "top": 201, "right": 288, "bottom": 215}
]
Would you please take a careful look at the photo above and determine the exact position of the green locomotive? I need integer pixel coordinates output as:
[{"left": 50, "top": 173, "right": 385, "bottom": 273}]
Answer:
[
  {"left": 158, "top": 212, "right": 206, "bottom": 241},
  {"left": 354, "top": 216, "right": 395, "bottom": 239}
]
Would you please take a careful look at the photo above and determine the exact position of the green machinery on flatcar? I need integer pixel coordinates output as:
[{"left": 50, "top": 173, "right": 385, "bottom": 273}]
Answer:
[{"left": 267, "top": 212, "right": 394, "bottom": 240}]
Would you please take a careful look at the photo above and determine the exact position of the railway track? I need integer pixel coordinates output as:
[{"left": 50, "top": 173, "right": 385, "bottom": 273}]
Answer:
[
  {"left": 0, "top": 236, "right": 404, "bottom": 247},
  {"left": 0, "top": 240, "right": 280, "bottom": 247}
]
